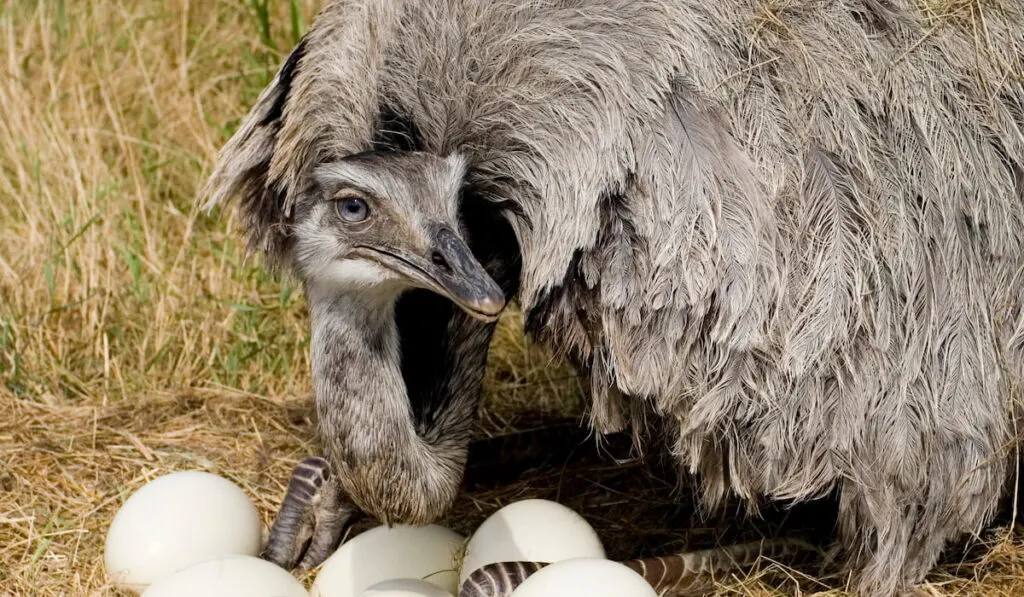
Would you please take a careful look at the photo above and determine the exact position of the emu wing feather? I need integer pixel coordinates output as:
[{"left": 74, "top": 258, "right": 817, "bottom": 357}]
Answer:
[{"left": 783, "top": 147, "right": 871, "bottom": 376}]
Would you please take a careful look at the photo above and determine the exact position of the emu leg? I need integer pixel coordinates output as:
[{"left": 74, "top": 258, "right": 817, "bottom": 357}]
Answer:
[
  {"left": 262, "top": 456, "right": 361, "bottom": 570},
  {"left": 264, "top": 421, "right": 625, "bottom": 570},
  {"left": 457, "top": 539, "right": 819, "bottom": 597}
]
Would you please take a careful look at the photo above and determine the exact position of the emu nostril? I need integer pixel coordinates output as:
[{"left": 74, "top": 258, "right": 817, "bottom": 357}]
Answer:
[{"left": 431, "top": 251, "right": 452, "bottom": 273}]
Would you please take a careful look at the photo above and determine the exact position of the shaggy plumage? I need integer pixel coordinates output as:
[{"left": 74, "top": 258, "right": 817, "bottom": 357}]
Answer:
[{"left": 203, "top": 1, "right": 1024, "bottom": 595}]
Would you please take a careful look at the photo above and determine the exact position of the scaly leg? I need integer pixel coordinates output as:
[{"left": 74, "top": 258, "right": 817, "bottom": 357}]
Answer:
[
  {"left": 261, "top": 456, "right": 361, "bottom": 570},
  {"left": 264, "top": 421, "right": 623, "bottom": 569}
]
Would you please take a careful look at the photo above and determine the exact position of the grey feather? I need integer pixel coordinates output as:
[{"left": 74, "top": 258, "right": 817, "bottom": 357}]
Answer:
[{"left": 202, "top": 2, "right": 1024, "bottom": 595}]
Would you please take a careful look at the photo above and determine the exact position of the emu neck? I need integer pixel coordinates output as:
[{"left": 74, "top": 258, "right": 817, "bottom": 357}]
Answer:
[
  {"left": 308, "top": 289, "right": 410, "bottom": 441},
  {"left": 306, "top": 284, "right": 477, "bottom": 524}
]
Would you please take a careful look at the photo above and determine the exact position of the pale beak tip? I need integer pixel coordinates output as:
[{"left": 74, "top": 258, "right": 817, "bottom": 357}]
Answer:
[{"left": 470, "top": 294, "right": 506, "bottom": 321}]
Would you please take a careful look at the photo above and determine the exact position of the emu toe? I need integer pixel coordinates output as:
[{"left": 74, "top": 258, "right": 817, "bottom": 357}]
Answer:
[{"left": 262, "top": 456, "right": 361, "bottom": 570}]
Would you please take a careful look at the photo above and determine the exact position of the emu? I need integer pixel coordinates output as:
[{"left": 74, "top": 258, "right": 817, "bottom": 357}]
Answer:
[{"left": 202, "top": 1, "right": 1024, "bottom": 595}]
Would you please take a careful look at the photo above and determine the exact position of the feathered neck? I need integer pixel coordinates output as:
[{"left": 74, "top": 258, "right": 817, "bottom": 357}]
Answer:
[{"left": 303, "top": 281, "right": 480, "bottom": 524}]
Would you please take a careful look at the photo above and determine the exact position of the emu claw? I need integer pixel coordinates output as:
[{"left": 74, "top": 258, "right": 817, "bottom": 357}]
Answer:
[{"left": 261, "top": 456, "right": 361, "bottom": 570}]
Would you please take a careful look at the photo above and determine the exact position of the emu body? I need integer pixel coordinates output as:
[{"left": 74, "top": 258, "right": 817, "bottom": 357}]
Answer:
[{"left": 203, "top": 1, "right": 1024, "bottom": 595}]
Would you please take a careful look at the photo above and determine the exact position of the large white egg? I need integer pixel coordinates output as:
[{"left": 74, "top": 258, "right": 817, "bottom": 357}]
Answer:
[
  {"left": 104, "top": 470, "right": 262, "bottom": 592},
  {"left": 459, "top": 499, "right": 605, "bottom": 585},
  {"left": 311, "top": 524, "right": 464, "bottom": 597},
  {"left": 509, "top": 558, "right": 656, "bottom": 597},
  {"left": 358, "top": 578, "right": 453, "bottom": 597},
  {"left": 140, "top": 555, "right": 309, "bottom": 597}
]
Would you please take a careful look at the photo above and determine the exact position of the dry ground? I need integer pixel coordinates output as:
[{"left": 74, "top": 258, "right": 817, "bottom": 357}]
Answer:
[{"left": 1, "top": 1, "right": 1022, "bottom": 595}]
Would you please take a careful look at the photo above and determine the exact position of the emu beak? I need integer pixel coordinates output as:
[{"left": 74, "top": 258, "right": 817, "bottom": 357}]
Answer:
[{"left": 356, "top": 227, "right": 506, "bottom": 322}]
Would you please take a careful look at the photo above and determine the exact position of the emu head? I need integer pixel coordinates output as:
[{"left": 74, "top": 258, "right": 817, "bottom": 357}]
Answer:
[{"left": 294, "top": 151, "right": 504, "bottom": 320}]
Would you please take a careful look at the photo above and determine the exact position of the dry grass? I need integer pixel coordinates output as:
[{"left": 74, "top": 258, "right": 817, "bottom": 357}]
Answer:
[{"left": 0, "top": 1, "right": 1021, "bottom": 595}]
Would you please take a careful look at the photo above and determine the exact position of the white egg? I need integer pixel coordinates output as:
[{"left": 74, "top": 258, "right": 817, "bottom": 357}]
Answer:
[
  {"left": 140, "top": 555, "right": 309, "bottom": 597},
  {"left": 311, "top": 524, "right": 464, "bottom": 597},
  {"left": 509, "top": 558, "right": 656, "bottom": 597},
  {"left": 104, "top": 470, "right": 263, "bottom": 592},
  {"left": 459, "top": 499, "right": 605, "bottom": 585},
  {"left": 358, "top": 578, "right": 454, "bottom": 597}
]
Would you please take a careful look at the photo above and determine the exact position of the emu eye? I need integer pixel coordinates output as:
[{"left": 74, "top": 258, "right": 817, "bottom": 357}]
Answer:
[{"left": 336, "top": 197, "right": 369, "bottom": 223}]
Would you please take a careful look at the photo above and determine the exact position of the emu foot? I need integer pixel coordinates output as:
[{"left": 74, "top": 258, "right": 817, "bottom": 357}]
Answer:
[{"left": 261, "top": 456, "right": 361, "bottom": 570}]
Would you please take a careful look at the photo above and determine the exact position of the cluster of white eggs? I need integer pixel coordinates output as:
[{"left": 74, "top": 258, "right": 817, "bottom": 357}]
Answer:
[{"left": 105, "top": 470, "right": 656, "bottom": 596}]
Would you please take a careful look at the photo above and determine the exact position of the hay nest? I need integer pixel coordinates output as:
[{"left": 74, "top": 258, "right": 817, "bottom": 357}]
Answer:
[{"left": 2, "top": 376, "right": 1023, "bottom": 596}]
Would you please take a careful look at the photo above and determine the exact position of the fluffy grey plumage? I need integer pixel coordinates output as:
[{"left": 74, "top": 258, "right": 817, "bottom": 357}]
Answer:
[{"left": 202, "top": 2, "right": 1024, "bottom": 595}]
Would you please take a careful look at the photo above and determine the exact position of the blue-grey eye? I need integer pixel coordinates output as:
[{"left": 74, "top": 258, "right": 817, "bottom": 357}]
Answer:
[{"left": 337, "top": 197, "right": 369, "bottom": 222}]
